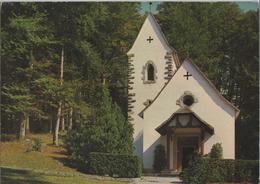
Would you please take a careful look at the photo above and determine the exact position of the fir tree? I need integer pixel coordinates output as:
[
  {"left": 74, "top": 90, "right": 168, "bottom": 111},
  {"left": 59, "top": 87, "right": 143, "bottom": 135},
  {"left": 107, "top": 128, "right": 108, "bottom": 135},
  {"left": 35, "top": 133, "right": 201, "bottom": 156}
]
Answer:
[{"left": 64, "top": 85, "right": 133, "bottom": 163}]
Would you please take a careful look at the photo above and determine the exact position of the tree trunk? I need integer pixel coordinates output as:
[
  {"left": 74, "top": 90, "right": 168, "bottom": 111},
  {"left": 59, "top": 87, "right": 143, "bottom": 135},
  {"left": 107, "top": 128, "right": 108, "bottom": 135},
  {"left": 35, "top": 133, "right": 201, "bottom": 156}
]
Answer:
[
  {"left": 53, "top": 102, "right": 62, "bottom": 146},
  {"left": 19, "top": 114, "right": 26, "bottom": 139},
  {"left": 53, "top": 47, "right": 64, "bottom": 146},
  {"left": 25, "top": 115, "right": 30, "bottom": 133},
  {"left": 68, "top": 107, "right": 73, "bottom": 131},
  {"left": 61, "top": 107, "right": 65, "bottom": 132},
  {"left": 49, "top": 114, "right": 53, "bottom": 133}
]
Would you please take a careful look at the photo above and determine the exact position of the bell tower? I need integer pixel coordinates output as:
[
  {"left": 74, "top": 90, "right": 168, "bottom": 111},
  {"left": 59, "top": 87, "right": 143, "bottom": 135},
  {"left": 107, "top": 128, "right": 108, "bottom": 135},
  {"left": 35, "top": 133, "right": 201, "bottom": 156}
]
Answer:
[{"left": 127, "top": 12, "right": 180, "bottom": 158}]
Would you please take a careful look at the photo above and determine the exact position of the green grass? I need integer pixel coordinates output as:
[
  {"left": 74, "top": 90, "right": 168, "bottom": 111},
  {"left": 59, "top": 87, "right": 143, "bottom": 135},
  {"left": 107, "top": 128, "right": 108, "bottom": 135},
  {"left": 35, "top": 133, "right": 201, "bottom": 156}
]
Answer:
[
  {"left": 1, "top": 168, "right": 127, "bottom": 184},
  {"left": 0, "top": 133, "right": 79, "bottom": 173},
  {"left": 0, "top": 133, "right": 128, "bottom": 184}
]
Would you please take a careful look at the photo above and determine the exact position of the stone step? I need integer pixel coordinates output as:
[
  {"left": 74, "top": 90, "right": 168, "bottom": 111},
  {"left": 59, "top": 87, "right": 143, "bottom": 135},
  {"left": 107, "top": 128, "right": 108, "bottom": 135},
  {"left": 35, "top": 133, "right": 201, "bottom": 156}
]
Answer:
[
  {"left": 142, "top": 170, "right": 180, "bottom": 177},
  {"left": 160, "top": 170, "right": 180, "bottom": 176}
]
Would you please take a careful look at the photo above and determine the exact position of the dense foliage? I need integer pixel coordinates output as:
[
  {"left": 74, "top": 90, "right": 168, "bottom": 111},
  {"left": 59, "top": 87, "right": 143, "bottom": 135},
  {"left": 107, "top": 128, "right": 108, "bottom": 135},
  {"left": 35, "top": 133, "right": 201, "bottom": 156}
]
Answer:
[
  {"left": 89, "top": 152, "right": 142, "bottom": 178},
  {"left": 181, "top": 145, "right": 258, "bottom": 183},
  {"left": 180, "top": 156, "right": 259, "bottom": 183},
  {"left": 1, "top": 2, "right": 141, "bottom": 144},
  {"left": 153, "top": 144, "right": 166, "bottom": 172},
  {"left": 64, "top": 86, "right": 133, "bottom": 162}
]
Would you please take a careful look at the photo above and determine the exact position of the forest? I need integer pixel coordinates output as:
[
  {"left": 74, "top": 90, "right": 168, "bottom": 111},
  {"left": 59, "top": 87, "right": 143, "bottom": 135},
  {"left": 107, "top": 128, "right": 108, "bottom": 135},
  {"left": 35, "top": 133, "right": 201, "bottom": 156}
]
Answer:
[{"left": 1, "top": 2, "right": 259, "bottom": 161}]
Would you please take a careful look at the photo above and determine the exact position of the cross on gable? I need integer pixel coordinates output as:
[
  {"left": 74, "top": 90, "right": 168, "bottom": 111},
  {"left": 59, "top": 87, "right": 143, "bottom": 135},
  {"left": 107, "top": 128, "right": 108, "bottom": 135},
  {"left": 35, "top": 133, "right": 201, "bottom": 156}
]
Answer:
[
  {"left": 147, "top": 36, "right": 153, "bottom": 43},
  {"left": 184, "top": 71, "right": 192, "bottom": 80}
]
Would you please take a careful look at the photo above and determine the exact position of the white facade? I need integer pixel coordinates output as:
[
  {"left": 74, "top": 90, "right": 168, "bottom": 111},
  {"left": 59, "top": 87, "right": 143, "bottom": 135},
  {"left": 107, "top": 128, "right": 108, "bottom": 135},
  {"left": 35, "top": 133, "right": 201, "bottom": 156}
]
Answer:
[
  {"left": 127, "top": 13, "right": 239, "bottom": 171},
  {"left": 127, "top": 13, "right": 179, "bottom": 159}
]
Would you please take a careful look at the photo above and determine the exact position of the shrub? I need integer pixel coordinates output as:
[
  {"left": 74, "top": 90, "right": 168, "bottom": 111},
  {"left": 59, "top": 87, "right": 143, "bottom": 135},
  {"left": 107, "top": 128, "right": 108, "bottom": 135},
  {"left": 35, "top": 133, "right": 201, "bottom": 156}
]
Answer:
[
  {"left": 234, "top": 160, "right": 259, "bottom": 182},
  {"left": 180, "top": 151, "right": 208, "bottom": 184},
  {"left": 153, "top": 144, "right": 166, "bottom": 172},
  {"left": 88, "top": 152, "right": 141, "bottom": 178},
  {"left": 180, "top": 157, "right": 259, "bottom": 184},
  {"left": 209, "top": 143, "right": 223, "bottom": 159},
  {"left": 31, "top": 138, "right": 42, "bottom": 152}
]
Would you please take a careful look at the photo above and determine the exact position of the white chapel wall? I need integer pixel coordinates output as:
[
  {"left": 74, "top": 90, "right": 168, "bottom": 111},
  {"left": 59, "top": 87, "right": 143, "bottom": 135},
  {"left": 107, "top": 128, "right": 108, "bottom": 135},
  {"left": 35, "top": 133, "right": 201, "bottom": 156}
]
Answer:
[
  {"left": 127, "top": 14, "right": 177, "bottom": 159},
  {"left": 142, "top": 60, "right": 236, "bottom": 169}
]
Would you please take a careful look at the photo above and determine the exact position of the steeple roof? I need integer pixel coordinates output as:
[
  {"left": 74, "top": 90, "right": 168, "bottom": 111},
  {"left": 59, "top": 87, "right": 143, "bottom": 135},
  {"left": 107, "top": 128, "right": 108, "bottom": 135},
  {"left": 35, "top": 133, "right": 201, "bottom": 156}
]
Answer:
[
  {"left": 146, "top": 12, "right": 176, "bottom": 52},
  {"left": 127, "top": 12, "right": 176, "bottom": 55}
]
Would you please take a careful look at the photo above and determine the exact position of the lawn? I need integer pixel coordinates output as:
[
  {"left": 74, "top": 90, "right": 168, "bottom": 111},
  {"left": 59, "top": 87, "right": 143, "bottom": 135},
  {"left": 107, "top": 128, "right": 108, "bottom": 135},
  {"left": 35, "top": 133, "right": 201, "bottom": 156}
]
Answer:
[
  {"left": 0, "top": 133, "right": 78, "bottom": 173},
  {"left": 0, "top": 133, "right": 127, "bottom": 184},
  {"left": 1, "top": 167, "right": 127, "bottom": 184}
]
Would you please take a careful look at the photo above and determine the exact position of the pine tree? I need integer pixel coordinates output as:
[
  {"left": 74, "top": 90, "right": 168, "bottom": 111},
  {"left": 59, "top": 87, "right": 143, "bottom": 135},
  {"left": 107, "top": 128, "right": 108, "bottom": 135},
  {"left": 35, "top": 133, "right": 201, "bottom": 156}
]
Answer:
[
  {"left": 64, "top": 85, "right": 133, "bottom": 163},
  {"left": 2, "top": 84, "right": 42, "bottom": 139},
  {"left": 1, "top": 2, "right": 55, "bottom": 137}
]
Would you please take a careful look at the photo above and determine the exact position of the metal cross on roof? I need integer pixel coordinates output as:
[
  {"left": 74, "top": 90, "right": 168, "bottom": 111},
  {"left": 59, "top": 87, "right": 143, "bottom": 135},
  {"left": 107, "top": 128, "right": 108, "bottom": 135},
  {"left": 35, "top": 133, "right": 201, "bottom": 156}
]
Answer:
[
  {"left": 149, "top": 2, "right": 152, "bottom": 12},
  {"left": 147, "top": 36, "right": 153, "bottom": 43},
  {"left": 184, "top": 71, "right": 192, "bottom": 80}
]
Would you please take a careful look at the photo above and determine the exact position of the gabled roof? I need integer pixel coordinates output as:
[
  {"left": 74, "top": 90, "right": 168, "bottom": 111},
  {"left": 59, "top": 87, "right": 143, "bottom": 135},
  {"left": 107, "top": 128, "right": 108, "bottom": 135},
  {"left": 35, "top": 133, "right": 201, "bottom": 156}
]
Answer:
[
  {"left": 186, "top": 58, "right": 240, "bottom": 117},
  {"left": 155, "top": 107, "right": 215, "bottom": 135},
  {"left": 139, "top": 58, "right": 240, "bottom": 118},
  {"left": 147, "top": 13, "right": 176, "bottom": 52},
  {"left": 127, "top": 12, "right": 176, "bottom": 55}
]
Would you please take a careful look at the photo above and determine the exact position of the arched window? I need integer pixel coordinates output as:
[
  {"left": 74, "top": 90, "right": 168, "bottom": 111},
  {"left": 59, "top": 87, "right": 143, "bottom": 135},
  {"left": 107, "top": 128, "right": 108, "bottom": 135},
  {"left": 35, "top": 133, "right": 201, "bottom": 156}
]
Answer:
[
  {"left": 142, "top": 61, "right": 157, "bottom": 84},
  {"left": 147, "top": 64, "right": 154, "bottom": 81}
]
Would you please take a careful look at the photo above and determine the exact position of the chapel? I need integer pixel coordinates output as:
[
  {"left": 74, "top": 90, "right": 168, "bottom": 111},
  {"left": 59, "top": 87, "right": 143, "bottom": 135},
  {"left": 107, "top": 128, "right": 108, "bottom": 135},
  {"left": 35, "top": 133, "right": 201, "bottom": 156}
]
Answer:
[{"left": 127, "top": 12, "right": 239, "bottom": 172}]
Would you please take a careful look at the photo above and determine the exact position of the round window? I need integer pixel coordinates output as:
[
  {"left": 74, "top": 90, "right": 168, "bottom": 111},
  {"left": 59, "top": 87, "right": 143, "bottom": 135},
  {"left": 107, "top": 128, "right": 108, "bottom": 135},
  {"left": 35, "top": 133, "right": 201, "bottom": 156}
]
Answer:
[{"left": 183, "top": 95, "right": 194, "bottom": 106}]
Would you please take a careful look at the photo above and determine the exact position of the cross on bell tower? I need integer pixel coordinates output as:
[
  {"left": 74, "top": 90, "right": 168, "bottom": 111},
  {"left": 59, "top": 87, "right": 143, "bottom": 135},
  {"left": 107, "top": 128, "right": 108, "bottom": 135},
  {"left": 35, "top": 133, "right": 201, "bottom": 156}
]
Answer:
[{"left": 149, "top": 2, "right": 152, "bottom": 12}]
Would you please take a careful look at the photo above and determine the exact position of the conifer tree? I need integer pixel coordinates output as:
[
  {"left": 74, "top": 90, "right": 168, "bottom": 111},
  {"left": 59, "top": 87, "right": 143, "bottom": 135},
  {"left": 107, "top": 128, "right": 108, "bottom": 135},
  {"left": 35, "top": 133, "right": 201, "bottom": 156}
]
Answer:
[
  {"left": 2, "top": 85, "right": 42, "bottom": 139},
  {"left": 1, "top": 2, "right": 55, "bottom": 137},
  {"left": 64, "top": 85, "right": 133, "bottom": 162}
]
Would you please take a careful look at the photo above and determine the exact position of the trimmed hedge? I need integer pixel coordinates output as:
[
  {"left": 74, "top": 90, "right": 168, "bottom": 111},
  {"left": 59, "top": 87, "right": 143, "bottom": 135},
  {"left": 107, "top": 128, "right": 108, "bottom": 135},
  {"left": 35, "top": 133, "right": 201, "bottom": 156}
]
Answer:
[
  {"left": 232, "top": 159, "right": 259, "bottom": 182},
  {"left": 88, "top": 152, "right": 142, "bottom": 178},
  {"left": 180, "top": 158, "right": 259, "bottom": 184}
]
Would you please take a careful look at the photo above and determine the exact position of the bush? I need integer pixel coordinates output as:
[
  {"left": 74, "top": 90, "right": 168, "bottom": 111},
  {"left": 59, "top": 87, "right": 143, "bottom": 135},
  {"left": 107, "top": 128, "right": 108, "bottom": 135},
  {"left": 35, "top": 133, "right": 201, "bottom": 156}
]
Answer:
[
  {"left": 31, "top": 138, "right": 42, "bottom": 152},
  {"left": 180, "top": 151, "right": 208, "bottom": 184},
  {"left": 153, "top": 144, "right": 166, "bottom": 172},
  {"left": 209, "top": 143, "right": 223, "bottom": 159},
  {"left": 234, "top": 160, "right": 259, "bottom": 182},
  {"left": 88, "top": 152, "right": 141, "bottom": 178},
  {"left": 180, "top": 157, "right": 259, "bottom": 184}
]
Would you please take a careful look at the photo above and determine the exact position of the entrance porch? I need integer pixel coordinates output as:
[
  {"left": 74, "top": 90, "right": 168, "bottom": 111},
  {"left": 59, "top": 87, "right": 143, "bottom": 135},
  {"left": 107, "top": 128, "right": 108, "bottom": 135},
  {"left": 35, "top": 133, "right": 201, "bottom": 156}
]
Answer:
[{"left": 156, "top": 108, "right": 214, "bottom": 172}]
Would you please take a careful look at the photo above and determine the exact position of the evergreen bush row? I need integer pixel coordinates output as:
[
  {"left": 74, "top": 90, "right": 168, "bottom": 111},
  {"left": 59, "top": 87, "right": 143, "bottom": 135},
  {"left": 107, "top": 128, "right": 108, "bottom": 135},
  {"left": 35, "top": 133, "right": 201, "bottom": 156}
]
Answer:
[
  {"left": 88, "top": 152, "right": 142, "bottom": 178},
  {"left": 180, "top": 156, "right": 259, "bottom": 184}
]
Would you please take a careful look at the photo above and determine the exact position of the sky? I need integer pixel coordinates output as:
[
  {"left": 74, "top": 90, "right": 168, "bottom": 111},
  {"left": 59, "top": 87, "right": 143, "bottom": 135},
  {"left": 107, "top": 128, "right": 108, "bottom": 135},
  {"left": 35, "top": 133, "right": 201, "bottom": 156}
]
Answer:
[{"left": 139, "top": 2, "right": 259, "bottom": 15}]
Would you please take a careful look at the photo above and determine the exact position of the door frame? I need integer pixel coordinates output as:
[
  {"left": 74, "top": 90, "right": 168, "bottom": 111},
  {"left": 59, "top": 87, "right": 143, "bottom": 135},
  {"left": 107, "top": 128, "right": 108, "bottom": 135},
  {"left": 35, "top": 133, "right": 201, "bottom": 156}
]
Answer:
[{"left": 176, "top": 134, "right": 200, "bottom": 171}]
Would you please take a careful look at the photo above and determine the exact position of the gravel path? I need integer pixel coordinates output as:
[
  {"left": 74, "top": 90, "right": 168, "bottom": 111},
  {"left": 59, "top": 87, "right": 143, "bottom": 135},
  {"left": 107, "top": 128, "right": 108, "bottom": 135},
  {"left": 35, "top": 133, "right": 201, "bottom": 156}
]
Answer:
[{"left": 130, "top": 176, "right": 183, "bottom": 184}]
